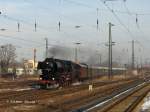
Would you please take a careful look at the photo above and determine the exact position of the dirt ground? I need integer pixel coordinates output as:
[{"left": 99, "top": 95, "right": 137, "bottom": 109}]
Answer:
[{"left": 0, "top": 72, "right": 145, "bottom": 112}]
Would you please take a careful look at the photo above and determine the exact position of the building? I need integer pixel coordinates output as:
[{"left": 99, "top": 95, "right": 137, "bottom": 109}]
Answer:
[
  {"left": 23, "top": 59, "right": 38, "bottom": 75},
  {"left": 8, "top": 68, "right": 24, "bottom": 76},
  {"left": 8, "top": 59, "right": 38, "bottom": 76}
]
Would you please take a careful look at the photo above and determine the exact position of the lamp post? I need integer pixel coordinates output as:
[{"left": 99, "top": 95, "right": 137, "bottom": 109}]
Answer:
[
  {"left": 45, "top": 38, "right": 48, "bottom": 58},
  {"left": 33, "top": 48, "right": 36, "bottom": 69}
]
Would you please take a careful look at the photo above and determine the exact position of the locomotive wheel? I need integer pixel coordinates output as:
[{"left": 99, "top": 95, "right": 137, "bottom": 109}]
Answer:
[
  {"left": 64, "top": 80, "right": 69, "bottom": 86},
  {"left": 59, "top": 78, "right": 71, "bottom": 87}
]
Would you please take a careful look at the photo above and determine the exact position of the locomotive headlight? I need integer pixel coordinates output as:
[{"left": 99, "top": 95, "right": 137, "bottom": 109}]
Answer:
[{"left": 52, "top": 78, "right": 55, "bottom": 80}]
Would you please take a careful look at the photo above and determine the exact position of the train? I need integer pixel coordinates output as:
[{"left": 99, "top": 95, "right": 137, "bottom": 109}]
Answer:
[{"left": 37, "top": 58, "right": 126, "bottom": 88}]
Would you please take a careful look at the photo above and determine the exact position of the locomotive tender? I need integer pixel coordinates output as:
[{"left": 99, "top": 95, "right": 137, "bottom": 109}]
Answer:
[{"left": 37, "top": 58, "right": 125, "bottom": 88}]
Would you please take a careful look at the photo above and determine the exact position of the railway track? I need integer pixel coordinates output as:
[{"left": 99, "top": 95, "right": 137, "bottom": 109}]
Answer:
[
  {"left": 90, "top": 82, "right": 150, "bottom": 112},
  {"left": 0, "top": 76, "right": 149, "bottom": 112},
  {"left": 51, "top": 77, "right": 150, "bottom": 112},
  {"left": 0, "top": 77, "right": 137, "bottom": 102},
  {"left": 0, "top": 77, "right": 141, "bottom": 108},
  {"left": 46, "top": 78, "right": 148, "bottom": 112}
]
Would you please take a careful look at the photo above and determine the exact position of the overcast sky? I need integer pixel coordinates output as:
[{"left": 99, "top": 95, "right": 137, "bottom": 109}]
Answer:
[{"left": 0, "top": 0, "right": 150, "bottom": 64}]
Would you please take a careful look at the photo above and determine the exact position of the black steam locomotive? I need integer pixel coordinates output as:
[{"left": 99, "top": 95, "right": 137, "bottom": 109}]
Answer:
[
  {"left": 37, "top": 58, "right": 82, "bottom": 88},
  {"left": 37, "top": 58, "right": 126, "bottom": 88}
]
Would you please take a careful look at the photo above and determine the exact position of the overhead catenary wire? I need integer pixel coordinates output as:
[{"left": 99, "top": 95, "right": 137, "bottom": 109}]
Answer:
[
  {"left": 0, "top": 1, "right": 147, "bottom": 39},
  {"left": 99, "top": 0, "right": 135, "bottom": 39},
  {"left": 64, "top": 0, "right": 150, "bottom": 16},
  {"left": 121, "top": 1, "right": 149, "bottom": 49},
  {"left": 1, "top": 0, "right": 150, "bottom": 33},
  {"left": 1, "top": 13, "right": 97, "bottom": 49},
  {"left": 121, "top": 0, "right": 150, "bottom": 45},
  {"left": 0, "top": 33, "right": 82, "bottom": 50},
  {"left": 1, "top": 14, "right": 56, "bottom": 32},
  {"left": 99, "top": 0, "right": 149, "bottom": 66},
  {"left": 0, "top": 0, "right": 149, "bottom": 63},
  {"left": 0, "top": 0, "right": 149, "bottom": 48},
  {"left": 122, "top": 0, "right": 131, "bottom": 15},
  {"left": 1, "top": 0, "right": 149, "bottom": 34},
  {"left": 0, "top": 34, "right": 43, "bottom": 46},
  {"left": 63, "top": 0, "right": 150, "bottom": 36}
]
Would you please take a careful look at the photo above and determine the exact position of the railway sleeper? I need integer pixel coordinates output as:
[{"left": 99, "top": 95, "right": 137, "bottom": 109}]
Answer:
[{"left": 98, "top": 83, "right": 150, "bottom": 112}]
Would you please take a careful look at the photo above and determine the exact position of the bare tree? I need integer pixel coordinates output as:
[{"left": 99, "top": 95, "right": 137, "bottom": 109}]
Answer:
[{"left": 0, "top": 44, "right": 16, "bottom": 73}]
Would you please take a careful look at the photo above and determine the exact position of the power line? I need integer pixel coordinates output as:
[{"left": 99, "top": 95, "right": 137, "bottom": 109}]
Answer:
[
  {"left": 121, "top": 1, "right": 150, "bottom": 46},
  {"left": 99, "top": 0, "right": 135, "bottom": 39},
  {"left": 0, "top": 34, "right": 73, "bottom": 49},
  {"left": 99, "top": 0, "right": 148, "bottom": 68},
  {"left": 63, "top": 0, "right": 150, "bottom": 40},
  {"left": 1, "top": 1, "right": 148, "bottom": 37},
  {"left": 0, "top": 34, "right": 42, "bottom": 45},
  {"left": 1, "top": 0, "right": 149, "bottom": 49},
  {"left": 64, "top": 0, "right": 150, "bottom": 16},
  {"left": 1, "top": 0, "right": 149, "bottom": 32},
  {"left": 1, "top": 15, "right": 56, "bottom": 32},
  {"left": 120, "top": 1, "right": 150, "bottom": 52},
  {"left": 64, "top": 0, "right": 93, "bottom": 8}
]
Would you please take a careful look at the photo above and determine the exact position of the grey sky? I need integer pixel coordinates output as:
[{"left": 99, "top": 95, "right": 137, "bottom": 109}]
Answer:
[{"left": 0, "top": 0, "right": 150, "bottom": 65}]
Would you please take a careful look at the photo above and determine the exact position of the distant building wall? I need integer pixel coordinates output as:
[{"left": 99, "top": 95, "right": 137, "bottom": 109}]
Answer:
[
  {"left": 24, "top": 59, "right": 38, "bottom": 69},
  {"left": 8, "top": 68, "right": 13, "bottom": 73},
  {"left": 23, "top": 59, "right": 38, "bottom": 75},
  {"left": 16, "top": 68, "right": 24, "bottom": 76},
  {"left": 8, "top": 68, "right": 24, "bottom": 76},
  {"left": 7, "top": 59, "right": 38, "bottom": 76}
]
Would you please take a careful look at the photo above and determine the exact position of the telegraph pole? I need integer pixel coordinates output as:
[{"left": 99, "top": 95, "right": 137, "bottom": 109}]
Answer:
[
  {"left": 96, "top": 51, "right": 102, "bottom": 66},
  {"left": 108, "top": 22, "right": 114, "bottom": 79},
  {"left": 99, "top": 54, "right": 102, "bottom": 65},
  {"left": 75, "top": 42, "right": 81, "bottom": 63},
  {"left": 33, "top": 48, "right": 36, "bottom": 69},
  {"left": 45, "top": 38, "right": 48, "bottom": 58},
  {"left": 132, "top": 40, "right": 135, "bottom": 70}
]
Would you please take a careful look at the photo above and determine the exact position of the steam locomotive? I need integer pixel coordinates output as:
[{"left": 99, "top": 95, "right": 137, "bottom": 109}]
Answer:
[{"left": 37, "top": 58, "right": 125, "bottom": 88}]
